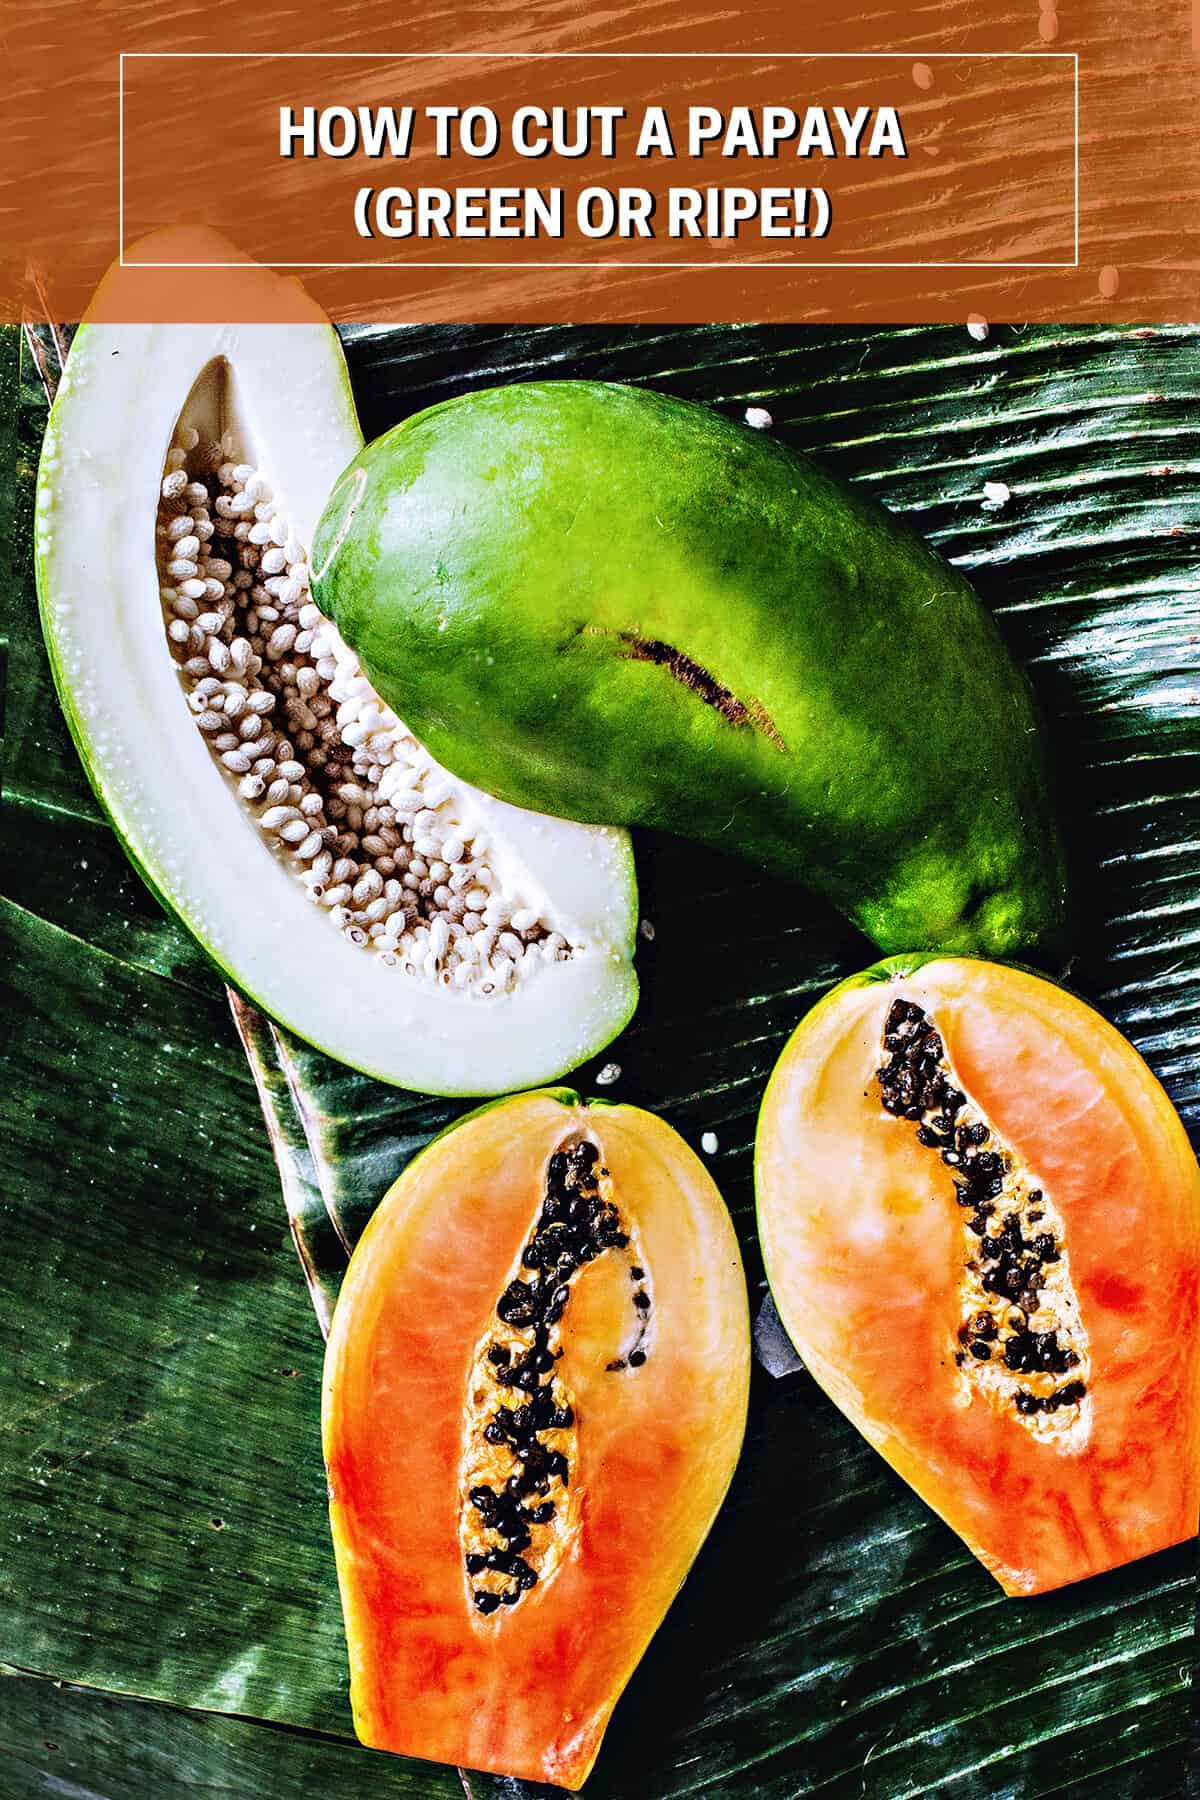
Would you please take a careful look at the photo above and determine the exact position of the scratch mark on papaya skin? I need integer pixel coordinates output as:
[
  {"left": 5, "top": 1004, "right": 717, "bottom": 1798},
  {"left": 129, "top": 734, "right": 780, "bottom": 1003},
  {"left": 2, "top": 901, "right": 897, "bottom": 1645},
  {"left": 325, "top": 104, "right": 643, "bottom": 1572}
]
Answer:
[
  {"left": 746, "top": 695, "right": 788, "bottom": 752},
  {"left": 577, "top": 625, "right": 786, "bottom": 749},
  {"left": 310, "top": 467, "right": 368, "bottom": 585}
]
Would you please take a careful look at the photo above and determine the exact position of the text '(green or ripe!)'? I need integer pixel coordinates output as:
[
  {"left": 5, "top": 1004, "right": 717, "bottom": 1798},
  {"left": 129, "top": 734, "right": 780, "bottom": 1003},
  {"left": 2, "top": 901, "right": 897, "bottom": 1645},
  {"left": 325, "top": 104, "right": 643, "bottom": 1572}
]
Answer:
[{"left": 312, "top": 381, "right": 1068, "bottom": 959}]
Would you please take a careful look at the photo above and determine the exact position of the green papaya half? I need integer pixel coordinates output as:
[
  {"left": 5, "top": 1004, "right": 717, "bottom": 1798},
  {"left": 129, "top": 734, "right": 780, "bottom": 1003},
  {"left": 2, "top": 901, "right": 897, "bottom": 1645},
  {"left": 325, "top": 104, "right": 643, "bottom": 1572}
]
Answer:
[
  {"left": 312, "top": 381, "right": 1068, "bottom": 959},
  {"left": 35, "top": 247, "right": 637, "bottom": 1095}
]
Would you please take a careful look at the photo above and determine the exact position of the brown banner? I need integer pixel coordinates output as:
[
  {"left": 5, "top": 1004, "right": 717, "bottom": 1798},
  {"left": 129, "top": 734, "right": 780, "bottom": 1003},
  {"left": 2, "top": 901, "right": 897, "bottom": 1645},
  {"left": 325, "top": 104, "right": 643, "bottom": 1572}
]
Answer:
[{"left": 5, "top": 0, "right": 1197, "bottom": 322}]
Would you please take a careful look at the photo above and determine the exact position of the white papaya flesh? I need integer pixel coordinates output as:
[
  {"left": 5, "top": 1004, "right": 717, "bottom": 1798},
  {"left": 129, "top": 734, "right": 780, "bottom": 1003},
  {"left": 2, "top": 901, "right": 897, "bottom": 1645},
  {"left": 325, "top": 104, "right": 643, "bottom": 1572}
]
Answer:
[{"left": 35, "top": 234, "right": 638, "bottom": 1096}]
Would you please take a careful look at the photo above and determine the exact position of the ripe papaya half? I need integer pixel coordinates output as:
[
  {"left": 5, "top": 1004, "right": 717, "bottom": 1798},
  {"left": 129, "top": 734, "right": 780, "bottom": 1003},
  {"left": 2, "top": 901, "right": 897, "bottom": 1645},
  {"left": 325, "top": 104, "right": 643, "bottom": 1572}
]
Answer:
[
  {"left": 756, "top": 955, "right": 1200, "bottom": 1595},
  {"left": 34, "top": 239, "right": 637, "bottom": 1096},
  {"left": 322, "top": 1088, "right": 749, "bottom": 1788},
  {"left": 311, "top": 380, "right": 1068, "bottom": 960}
]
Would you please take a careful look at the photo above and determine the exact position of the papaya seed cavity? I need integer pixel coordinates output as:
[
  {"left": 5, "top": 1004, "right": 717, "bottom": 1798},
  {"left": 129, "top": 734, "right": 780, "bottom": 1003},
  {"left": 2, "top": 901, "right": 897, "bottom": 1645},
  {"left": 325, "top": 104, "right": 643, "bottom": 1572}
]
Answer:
[
  {"left": 156, "top": 383, "right": 573, "bottom": 995},
  {"left": 459, "top": 1136, "right": 650, "bottom": 1616},
  {"left": 878, "top": 996, "right": 1090, "bottom": 1437}
]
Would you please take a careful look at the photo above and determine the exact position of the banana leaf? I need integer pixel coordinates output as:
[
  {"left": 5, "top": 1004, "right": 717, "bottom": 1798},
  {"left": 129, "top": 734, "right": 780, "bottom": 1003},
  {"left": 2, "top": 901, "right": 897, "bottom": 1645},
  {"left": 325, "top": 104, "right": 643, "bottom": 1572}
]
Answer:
[
  {"left": 2, "top": 318, "right": 1198, "bottom": 1798},
  {"left": 0, "top": 1670, "right": 464, "bottom": 1799}
]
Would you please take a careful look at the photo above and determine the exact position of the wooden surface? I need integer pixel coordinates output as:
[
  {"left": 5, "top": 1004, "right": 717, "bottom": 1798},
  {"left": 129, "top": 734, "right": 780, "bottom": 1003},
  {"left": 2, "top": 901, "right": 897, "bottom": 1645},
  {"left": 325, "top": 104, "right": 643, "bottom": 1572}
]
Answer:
[{"left": 5, "top": 0, "right": 1199, "bottom": 322}]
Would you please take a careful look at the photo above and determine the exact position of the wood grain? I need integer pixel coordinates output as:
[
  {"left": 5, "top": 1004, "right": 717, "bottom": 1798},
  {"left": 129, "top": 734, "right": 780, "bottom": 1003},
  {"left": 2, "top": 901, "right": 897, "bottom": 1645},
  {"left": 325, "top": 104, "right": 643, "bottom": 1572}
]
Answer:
[{"left": 4, "top": 0, "right": 1198, "bottom": 323}]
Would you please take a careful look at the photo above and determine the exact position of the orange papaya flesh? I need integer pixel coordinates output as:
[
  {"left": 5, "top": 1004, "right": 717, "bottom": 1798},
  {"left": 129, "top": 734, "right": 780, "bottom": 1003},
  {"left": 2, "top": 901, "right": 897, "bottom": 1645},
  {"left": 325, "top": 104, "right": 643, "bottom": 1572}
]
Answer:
[
  {"left": 322, "top": 1088, "right": 749, "bottom": 1789},
  {"left": 756, "top": 955, "right": 1200, "bottom": 1596}
]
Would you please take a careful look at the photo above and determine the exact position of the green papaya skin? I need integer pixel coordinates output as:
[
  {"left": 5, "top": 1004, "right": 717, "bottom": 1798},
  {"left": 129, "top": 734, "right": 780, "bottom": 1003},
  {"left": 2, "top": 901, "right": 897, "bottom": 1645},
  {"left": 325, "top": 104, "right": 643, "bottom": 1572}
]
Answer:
[{"left": 312, "top": 381, "right": 1068, "bottom": 959}]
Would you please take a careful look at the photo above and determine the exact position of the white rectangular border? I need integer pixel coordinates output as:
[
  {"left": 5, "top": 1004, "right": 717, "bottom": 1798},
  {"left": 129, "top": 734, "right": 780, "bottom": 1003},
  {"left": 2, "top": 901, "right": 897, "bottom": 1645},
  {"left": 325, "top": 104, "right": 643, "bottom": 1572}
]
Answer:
[{"left": 118, "top": 51, "right": 1081, "bottom": 270}]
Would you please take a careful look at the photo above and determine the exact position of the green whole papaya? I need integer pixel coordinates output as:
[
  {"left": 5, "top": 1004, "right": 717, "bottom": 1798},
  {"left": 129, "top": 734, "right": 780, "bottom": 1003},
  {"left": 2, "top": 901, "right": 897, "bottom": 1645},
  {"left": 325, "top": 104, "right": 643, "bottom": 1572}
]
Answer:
[{"left": 311, "top": 380, "right": 1067, "bottom": 958}]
